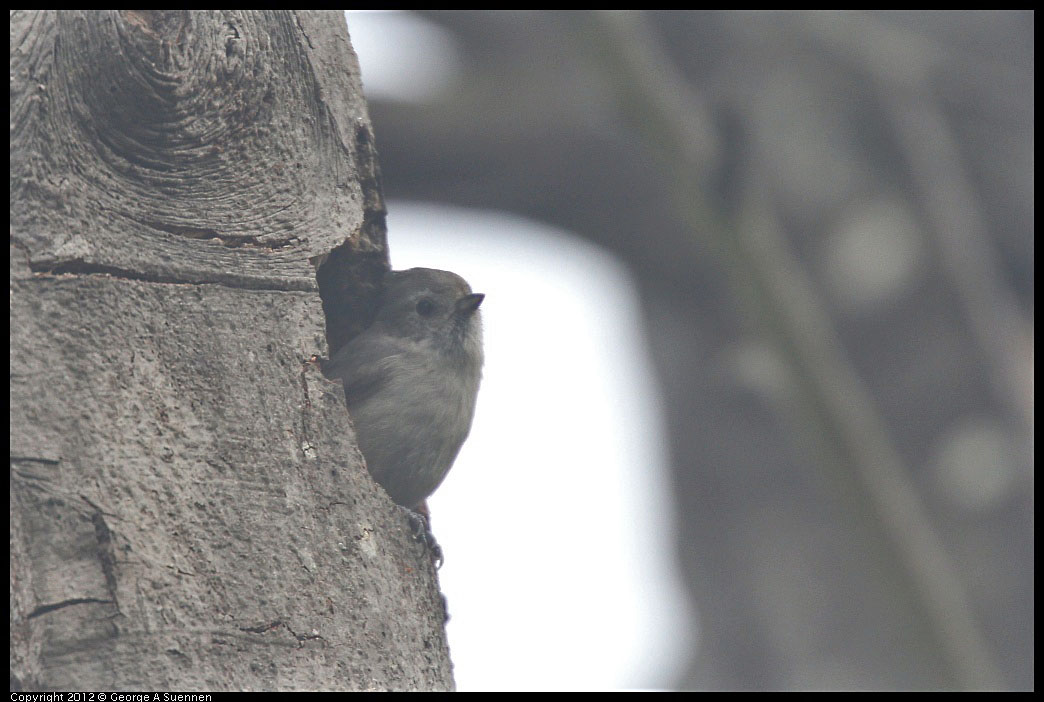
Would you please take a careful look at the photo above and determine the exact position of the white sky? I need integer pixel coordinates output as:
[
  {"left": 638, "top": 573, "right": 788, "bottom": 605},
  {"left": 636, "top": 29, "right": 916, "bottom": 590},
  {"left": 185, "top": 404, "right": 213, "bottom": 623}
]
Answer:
[{"left": 345, "top": 11, "right": 696, "bottom": 691}]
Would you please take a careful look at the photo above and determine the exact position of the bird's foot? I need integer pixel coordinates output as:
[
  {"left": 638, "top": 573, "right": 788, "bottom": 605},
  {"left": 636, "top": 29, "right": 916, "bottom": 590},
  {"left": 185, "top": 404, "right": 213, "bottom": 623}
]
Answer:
[{"left": 399, "top": 503, "right": 444, "bottom": 569}]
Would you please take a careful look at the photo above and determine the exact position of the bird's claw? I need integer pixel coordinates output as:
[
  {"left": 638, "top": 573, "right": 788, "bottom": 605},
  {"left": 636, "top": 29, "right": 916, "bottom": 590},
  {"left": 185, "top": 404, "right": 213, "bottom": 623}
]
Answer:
[{"left": 400, "top": 505, "right": 444, "bottom": 569}]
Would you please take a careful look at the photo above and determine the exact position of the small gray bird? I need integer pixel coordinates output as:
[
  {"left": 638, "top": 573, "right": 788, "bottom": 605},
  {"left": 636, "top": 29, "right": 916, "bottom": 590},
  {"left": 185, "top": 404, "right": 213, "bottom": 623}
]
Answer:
[{"left": 324, "top": 267, "right": 484, "bottom": 509}]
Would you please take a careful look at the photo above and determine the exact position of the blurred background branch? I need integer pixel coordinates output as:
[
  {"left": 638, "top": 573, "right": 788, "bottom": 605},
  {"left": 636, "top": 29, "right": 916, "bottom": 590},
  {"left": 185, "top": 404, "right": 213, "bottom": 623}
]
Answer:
[
  {"left": 801, "top": 10, "right": 1033, "bottom": 441},
  {"left": 581, "top": 10, "right": 1005, "bottom": 689}
]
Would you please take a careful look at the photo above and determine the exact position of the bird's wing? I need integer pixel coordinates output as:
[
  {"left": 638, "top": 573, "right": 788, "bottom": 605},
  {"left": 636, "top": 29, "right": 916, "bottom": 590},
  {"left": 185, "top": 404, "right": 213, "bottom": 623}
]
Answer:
[{"left": 323, "top": 334, "right": 405, "bottom": 407}]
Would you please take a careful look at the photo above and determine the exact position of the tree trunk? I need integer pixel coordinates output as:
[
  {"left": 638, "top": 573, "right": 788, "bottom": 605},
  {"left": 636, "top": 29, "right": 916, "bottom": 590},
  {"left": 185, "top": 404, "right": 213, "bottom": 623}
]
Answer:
[{"left": 10, "top": 10, "right": 453, "bottom": 691}]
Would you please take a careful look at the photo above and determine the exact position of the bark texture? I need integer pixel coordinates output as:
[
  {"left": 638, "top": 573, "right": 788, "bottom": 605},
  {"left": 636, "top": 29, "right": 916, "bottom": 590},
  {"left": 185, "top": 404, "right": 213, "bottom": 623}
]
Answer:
[{"left": 10, "top": 10, "right": 453, "bottom": 691}]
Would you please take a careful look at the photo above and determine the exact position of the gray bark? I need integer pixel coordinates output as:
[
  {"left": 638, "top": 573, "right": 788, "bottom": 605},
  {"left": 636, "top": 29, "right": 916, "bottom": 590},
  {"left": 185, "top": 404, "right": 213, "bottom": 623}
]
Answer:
[{"left": 10, "top": 10, "right": 452, "bottom": 691}]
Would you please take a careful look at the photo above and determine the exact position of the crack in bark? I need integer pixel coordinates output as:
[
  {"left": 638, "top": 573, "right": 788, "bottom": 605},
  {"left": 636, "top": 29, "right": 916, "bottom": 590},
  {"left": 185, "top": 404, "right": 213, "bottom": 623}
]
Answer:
[
  {"left": 238, "top": 620, "right": 284, "bottom": 634},
  {"left": 10, "top": 455, "right": 61, "bottom": 465},
  {"left": 27, "top": 259, "right": 317, "bottom": 292},
  {"left": 143, "top": 219, "right": 300, "bottom": 250},
  {"left": 91, "top": 510, "right": 120, "bottom": 605},
  {"left": 27, "top": 598, "right": 114, "bottom": 619},
  {"left": 284, "top": 621, "right": 323, "bottom": 643},
  {"left": 238, "top": 619, "right": 324, "bottom": 644}
]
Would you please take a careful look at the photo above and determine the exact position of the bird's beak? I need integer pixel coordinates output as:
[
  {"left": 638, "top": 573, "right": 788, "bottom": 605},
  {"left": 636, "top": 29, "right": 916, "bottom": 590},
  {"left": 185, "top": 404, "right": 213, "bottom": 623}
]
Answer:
[{"left": 455, "top": 293, "right": 485, "bottom": 315}]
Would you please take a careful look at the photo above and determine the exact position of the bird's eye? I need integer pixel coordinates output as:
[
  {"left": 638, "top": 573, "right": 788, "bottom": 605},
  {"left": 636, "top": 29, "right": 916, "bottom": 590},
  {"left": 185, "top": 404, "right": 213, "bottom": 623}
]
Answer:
[{"left": 415, "top": 298, "right": 436, "bottom": 317}]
